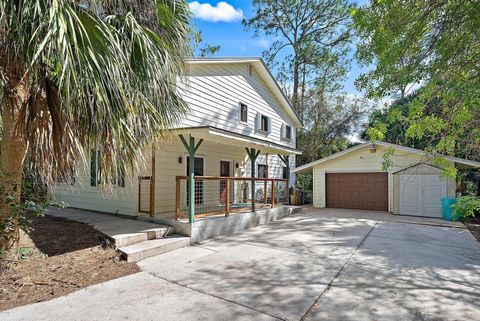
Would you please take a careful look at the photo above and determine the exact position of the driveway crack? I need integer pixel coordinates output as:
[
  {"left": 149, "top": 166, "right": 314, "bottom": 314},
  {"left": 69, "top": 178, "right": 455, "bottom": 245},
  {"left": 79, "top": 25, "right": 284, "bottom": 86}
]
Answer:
[
  {"left": 145, "top": 271, "right": 287, "bottom": 321},
  {"left": 299, "top": 221, "right": 378, "bottom": 321}
]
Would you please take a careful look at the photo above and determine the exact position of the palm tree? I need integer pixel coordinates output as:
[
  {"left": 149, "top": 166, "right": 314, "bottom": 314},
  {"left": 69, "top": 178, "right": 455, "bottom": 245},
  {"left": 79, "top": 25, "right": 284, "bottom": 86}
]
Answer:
[{"left": 0, "top": 0, "right": 191, "bottom": 251}]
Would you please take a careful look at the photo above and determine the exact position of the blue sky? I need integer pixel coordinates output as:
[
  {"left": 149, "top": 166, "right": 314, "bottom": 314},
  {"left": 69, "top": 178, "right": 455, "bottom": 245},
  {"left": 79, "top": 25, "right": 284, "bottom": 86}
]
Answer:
[{"left": 190, "top": 0, "right": 369, "bottom": 95}]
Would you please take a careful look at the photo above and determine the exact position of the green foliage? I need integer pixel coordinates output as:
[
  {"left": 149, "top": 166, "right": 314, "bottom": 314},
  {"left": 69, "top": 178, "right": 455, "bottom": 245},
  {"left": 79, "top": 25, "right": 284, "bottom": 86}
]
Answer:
[
  {"left": 191, "top": 31, "right": 221, "bottom": 57},
  {"left": 244, "top": 0, "right": 363, "bottom": 167},
  {"left": 0, "top": 0, "right": 192, "bottom": 185},
  {"left": 243, "top": 0, "right": 353, "bottom": 118},
  {"left": 381, "top": 147, "right": 395, "bottom": 172},
  {"left": 354, "top": 0, "right": 480, "bottom": 176},
  {"left": 452, "top": 196, "right": 480, "bottom": 220},
  {"left": 297, "top": 92, "right": 364, "bottom": 164},
  {"left": 296, "top": 174, "right": 313, "bottom": 191},
  {"left": 0, "top": 179, "right": 65, "bottom": 254},
  {"left": 366, "top": 124, "right": 386, "bottom": 141}
]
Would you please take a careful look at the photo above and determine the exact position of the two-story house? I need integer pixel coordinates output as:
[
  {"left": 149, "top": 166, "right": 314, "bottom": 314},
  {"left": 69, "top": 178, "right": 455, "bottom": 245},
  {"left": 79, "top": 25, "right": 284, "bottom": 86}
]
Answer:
[{"left": 54, "top": 57, "right": 302, "bottom": 240}]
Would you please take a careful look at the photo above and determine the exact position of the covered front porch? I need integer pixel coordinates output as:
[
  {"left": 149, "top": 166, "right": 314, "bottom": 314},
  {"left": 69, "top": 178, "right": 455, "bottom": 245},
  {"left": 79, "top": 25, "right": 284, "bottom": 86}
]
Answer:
[{"left": 137, "top": 126, "right": 301, "bottom": 239}]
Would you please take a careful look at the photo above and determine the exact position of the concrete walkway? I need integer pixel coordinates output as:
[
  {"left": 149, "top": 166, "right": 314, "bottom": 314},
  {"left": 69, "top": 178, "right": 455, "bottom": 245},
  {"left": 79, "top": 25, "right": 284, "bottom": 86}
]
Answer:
[
  {"left": 45, "top": 207, "right": 174, "bottom": 244},
  {"left": 2, "top": 207, "right": 479, "bottom": 321}
]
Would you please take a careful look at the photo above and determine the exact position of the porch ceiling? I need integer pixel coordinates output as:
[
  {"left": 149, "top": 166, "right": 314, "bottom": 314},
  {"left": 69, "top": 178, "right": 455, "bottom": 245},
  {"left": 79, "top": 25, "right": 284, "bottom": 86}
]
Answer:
[{"left": 172, "top": 126, "right": 302, "bottom": 155}]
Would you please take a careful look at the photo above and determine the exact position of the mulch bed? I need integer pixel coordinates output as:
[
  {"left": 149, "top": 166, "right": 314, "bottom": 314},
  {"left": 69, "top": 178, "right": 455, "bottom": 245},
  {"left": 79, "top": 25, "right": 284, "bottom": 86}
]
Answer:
[
  {"left": 0, "top": 215, "right": 139, "bottom": 311},
  {"left": 465, "top": 217, "right": 480, "bottom": 242}
]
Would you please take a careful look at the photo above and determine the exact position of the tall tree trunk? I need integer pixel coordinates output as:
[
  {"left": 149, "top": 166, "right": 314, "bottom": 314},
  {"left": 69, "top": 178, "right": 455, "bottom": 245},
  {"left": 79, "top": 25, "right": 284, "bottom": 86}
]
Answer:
[
  {"left": 292, "top": 59, "right": 300, "bottom": 116},
  {"left": 0, "top": 65, "right": 29, "bottom": 252}
]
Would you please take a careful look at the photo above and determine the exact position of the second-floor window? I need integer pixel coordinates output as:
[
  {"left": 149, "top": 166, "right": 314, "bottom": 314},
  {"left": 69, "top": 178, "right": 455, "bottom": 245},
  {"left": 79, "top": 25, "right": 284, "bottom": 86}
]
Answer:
[
  {"left": 284, "top": 125, "right": 292, "bottom": 140},
  {"left": 260, "top": 115, "right": 270, "bottom": 132},
  {"left": 240, "top": 103, "right": 248, "bottom": 123}
]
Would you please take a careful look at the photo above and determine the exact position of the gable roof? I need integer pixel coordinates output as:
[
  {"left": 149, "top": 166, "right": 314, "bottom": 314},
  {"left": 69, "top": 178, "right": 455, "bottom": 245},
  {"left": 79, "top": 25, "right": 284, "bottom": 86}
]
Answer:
[
  {"left": 293, "top": 141, "right": 480, "bottom": 174},
  {"left": 186, "top": 57, "right": 303, "bottom": 128},
  {"left": 392, "top": 162, "right": 442, "bottom": 174}
]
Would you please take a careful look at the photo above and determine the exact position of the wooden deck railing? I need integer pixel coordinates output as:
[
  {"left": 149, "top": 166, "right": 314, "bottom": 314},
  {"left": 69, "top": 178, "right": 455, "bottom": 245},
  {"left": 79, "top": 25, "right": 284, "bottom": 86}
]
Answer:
[{"left": 175, "top": 176, "right": 288, "bottom": 220}]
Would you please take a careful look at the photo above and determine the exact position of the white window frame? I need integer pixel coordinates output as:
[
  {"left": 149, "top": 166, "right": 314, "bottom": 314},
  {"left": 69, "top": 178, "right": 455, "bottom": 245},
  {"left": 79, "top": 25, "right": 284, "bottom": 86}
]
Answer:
[
  {"left": 239, "top": 102, "right": 248, "bottom": 125},
  {"left": 257, "top": 113, "right": 271, "bottom": 134},
  {"left": 282, "top": 124, "right": 292, "bottom": 141}
]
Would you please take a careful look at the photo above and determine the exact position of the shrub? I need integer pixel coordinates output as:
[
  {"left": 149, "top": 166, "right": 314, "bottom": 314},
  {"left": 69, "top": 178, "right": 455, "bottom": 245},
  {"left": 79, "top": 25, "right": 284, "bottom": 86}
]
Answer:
[{"left": 452, "top": 196, "right": 480, "bottom": 220}]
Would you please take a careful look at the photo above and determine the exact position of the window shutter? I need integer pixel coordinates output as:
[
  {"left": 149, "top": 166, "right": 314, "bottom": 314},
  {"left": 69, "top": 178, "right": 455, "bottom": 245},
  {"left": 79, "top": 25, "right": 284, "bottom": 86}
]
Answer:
[
  {"left": 255, "top": 113, "right": 261, "bottom": 131},
  {"left": 281, "top": 124, "right": 285, "bottom": 139},
  {"left": 267, "top": 117, "right": 271, "bottom": 133}
]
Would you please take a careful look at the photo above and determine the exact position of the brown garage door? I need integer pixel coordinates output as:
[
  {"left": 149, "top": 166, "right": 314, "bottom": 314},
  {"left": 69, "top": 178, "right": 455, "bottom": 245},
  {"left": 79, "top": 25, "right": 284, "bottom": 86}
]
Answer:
[{"left": 326, "top": 173, "right": 388, "bottom": 211}]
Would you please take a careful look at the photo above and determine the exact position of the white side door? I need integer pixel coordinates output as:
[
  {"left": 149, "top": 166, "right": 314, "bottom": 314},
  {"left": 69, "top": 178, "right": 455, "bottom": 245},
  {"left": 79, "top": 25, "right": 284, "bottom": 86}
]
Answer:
[
  {"left": 399, "top": 175, "right": 422, "bottom": 216},
  {"left": 424, "top": 175, "right": 446, "bottom": 217},
  {"left": 399, "top": 174, "right": 445, "bottom": 218}
]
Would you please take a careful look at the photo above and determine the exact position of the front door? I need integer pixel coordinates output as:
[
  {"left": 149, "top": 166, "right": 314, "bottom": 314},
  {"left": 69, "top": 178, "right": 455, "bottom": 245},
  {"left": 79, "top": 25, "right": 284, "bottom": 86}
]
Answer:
[
  {"left": 187, "top": 157, "right": 204, "bottom": 205},
  {"left": 219, "top": 161, "right": 230, "bottom": 205}
]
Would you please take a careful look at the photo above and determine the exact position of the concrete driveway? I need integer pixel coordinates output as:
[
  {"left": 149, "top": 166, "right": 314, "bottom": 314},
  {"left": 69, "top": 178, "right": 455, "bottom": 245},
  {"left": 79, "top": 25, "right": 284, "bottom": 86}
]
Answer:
[{"left": 2, "top": 207, "right": 479, "bottom": 321}]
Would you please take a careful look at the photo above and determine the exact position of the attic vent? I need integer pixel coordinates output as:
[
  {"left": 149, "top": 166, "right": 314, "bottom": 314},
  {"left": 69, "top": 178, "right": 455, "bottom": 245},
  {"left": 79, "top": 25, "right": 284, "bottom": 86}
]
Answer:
[{"left": 248, "top": 65, "right": 253, "bottom": 76}]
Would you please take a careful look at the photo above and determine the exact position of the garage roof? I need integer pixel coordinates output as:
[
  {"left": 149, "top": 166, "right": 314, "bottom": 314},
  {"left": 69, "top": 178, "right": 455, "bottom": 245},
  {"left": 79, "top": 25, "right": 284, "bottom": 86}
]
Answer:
[{"left": 293, "top": 141, "right": 480, "bottom": 174}]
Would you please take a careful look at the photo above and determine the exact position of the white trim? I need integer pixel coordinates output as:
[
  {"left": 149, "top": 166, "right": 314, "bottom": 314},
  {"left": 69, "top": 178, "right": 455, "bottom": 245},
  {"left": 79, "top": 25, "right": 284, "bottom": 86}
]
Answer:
[
  {"left": 257, "top": 113, "right": 271, "bottom": 135},
  {"left": 293, "top": 141, "right": 480, "bottom": 174},
  {"left": 172, "top": 127, "right": 302, "bottom": 155}
]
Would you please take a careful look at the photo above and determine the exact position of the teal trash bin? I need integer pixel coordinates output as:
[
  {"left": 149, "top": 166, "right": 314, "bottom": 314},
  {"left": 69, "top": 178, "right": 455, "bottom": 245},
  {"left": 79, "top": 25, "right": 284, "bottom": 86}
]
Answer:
[{"left": 441, "top": 197, "right": 457, "bottom": 221}]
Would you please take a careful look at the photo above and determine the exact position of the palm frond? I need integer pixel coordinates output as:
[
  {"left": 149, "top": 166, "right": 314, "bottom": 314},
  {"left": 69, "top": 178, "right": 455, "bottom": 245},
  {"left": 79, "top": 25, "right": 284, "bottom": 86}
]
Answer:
[{"left": 0, "top": 0, "right": 192, "bottom": 186}]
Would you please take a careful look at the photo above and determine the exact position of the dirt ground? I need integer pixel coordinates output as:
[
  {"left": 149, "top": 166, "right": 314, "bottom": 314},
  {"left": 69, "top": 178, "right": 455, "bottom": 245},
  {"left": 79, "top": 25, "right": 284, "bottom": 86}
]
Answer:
[
  {"left": 465, "top": 216, "right": 480, "bottom": 242},
  {"left": 0, "top": 215, "right": 139, "bottom": 311}
]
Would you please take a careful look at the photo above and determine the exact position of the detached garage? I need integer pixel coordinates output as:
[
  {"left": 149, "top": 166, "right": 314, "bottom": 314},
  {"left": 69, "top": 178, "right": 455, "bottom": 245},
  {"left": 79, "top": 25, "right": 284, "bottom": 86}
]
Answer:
[{"left": 293, "top": 141, "right": 480, "bottom": 218}]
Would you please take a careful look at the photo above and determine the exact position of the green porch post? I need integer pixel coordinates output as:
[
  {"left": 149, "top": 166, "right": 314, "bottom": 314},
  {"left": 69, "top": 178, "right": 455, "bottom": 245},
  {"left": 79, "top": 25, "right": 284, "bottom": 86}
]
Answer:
[
  {"left": 246, "top": 147, "right": 260, "bottom": 212},
  {"left": 278, "top": 155, "right": 290, "bottom": 205},
  {"left": 179, "top": 134, "right": 203, "bottom": 223}
]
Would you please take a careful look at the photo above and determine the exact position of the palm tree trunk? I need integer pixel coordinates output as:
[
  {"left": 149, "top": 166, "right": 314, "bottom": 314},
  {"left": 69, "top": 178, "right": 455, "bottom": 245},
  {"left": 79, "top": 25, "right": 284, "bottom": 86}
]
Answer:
[{"left": 0, "top": 67, "right": 28, "bottom": 252}]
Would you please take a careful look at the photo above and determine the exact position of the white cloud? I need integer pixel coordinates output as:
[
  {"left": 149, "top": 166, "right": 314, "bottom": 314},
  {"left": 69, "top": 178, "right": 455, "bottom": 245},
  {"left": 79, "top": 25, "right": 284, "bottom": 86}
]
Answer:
[{"left": 189, "top": 1, "right": 243, "bottom": 22}]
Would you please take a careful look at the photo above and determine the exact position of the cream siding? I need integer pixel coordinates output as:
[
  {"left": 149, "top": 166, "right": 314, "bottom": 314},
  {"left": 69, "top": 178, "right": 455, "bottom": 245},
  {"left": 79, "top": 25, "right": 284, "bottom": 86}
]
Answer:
[
  {"left": 55, "top": 139, "right": 291, "bottom": 219},
  {"left": 312, "top": 145, "right": 437, "bottom": 211},
  {"left": 146, "top": 138, "right": 291, "bottom": 220},
  {"left": 53, "top": 162, "right": 138, "bottom": 216},
  {"left": 178, "top": 63, "right": 297, "bottom": 149},
  {"left": 54, "top": 61, "right": 298, "bottom": 217}
]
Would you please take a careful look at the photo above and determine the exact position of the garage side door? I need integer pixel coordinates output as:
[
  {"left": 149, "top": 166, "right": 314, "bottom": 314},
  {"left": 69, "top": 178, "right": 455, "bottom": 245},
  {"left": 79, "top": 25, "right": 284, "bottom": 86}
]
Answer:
[
  {"left": 326, "top": 173, "right": 388, "bottom": 211},
  {"left": 399, "top": 174, "right": 446, "bottom": 218}
]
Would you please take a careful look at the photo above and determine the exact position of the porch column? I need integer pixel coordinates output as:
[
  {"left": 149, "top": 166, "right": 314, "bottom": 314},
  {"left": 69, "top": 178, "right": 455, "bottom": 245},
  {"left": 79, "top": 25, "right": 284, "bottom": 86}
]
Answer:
[
  {"left": 278, "top": 154, "right": 290, "bottom": 205},
  {"left": 246, "top": 147, "right": 260, "bottom": 212},
  {"left": 179, "top": 134, "right": 203, "bottom": 223}
]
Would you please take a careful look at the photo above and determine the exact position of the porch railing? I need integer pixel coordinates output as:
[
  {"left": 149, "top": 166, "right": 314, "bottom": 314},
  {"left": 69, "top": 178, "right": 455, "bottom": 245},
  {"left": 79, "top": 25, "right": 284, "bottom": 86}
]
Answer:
[{"left": 175, "top": 176, "right": 288, "bottom": 220}]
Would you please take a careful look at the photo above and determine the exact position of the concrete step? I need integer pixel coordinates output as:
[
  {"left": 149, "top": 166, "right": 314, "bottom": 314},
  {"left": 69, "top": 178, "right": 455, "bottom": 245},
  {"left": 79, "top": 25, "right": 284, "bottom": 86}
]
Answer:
[
  {"left": 112, "top": 225, "right": 176, "bottom": 248},
  {"left": 142, "top": 226, "right": 176, "bottom": 239},
  {"left": 118, "top": 235, "right": 190, "bottom": 262},
  {"left": 112, "top": 233, "right": 148, "bottom": 248}
]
